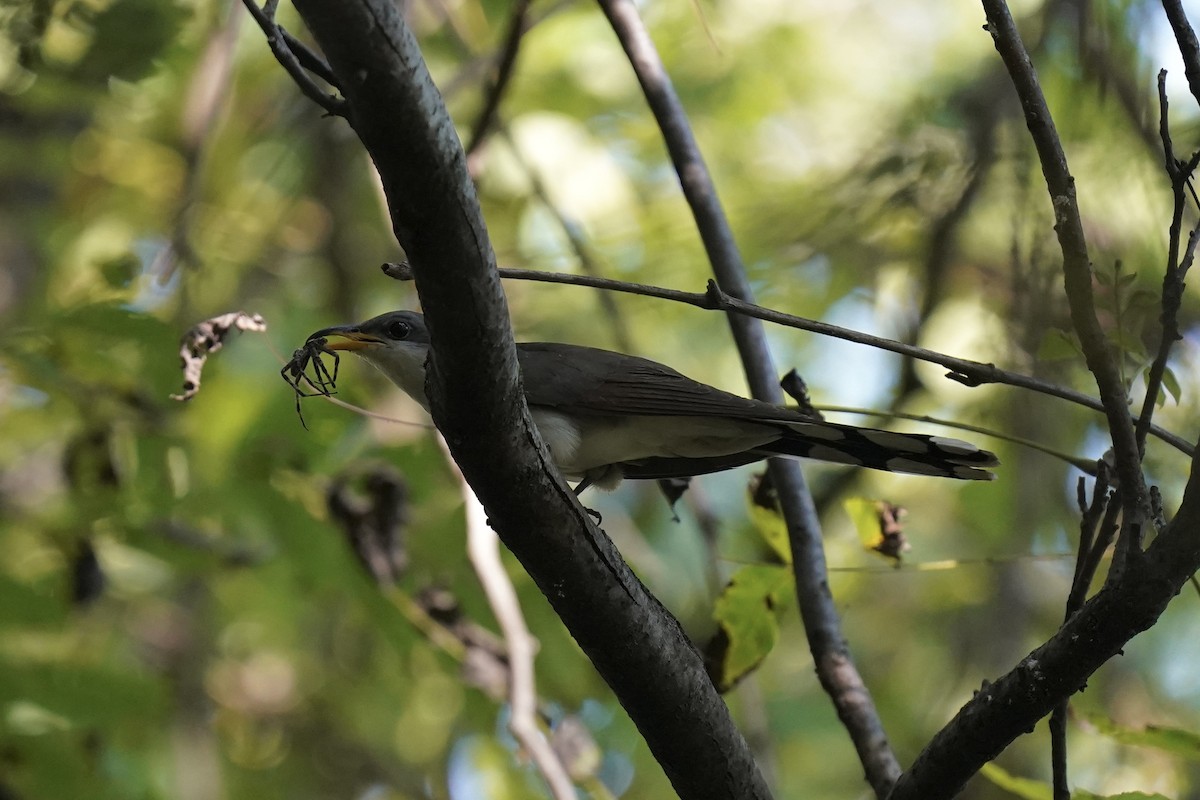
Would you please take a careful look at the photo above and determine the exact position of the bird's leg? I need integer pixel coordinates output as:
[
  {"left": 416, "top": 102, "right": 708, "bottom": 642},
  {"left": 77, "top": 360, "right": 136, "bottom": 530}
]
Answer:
[{"left": 569, "top": 478, "right": 604, "bottom": 524}]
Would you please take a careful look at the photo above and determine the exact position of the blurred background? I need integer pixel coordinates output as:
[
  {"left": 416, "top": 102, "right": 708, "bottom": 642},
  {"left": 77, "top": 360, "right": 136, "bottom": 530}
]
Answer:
[{"left": 2, "top": 0, "right": 1200, "bottom": 797}]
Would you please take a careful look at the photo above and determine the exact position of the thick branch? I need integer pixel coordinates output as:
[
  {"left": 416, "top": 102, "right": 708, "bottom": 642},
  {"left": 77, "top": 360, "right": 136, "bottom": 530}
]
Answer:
[{"left": 283, "top": 1, "right": 770, "bottom": 797}]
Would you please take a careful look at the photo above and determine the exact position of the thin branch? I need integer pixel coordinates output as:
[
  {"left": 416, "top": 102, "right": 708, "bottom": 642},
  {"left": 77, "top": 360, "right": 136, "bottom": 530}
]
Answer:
[
  {"left": 464, "top": 0, "right": 531, "bottom": 158},
  {"left": 984, "top": 0, "right": 1152, "bottom": 506},
  {"left": 1051, "top": 464, "right": 1115, "bottom": 799},
  {"left": 1162, "top": 0, "right": 1200, "bottom": 109},
  {"left": 436, "top": 0, "right": 573, "bottom": 103},
  {"left": 983, "top": 0, "right": 1146, "bottom": 506},
  {"left": 596, "top": 0, "right": 899, "bottom": 794},
  {"left": 240, "top": 0, "right": 346, "bottom": 116},
  {"left": 493, "top": 130, "right": 636, "bottom": 352},
  {"left": 382, "top": 261, "right": 1195, "bottom": 457},
  {"left": 1136, "top": 71, "right": 1196, "bottom": 450},
  {"left": 280, "top": 25, "right": 341, "bottom": 89},
  {"left": 452, "top": 439, "right": 577, "bottom": 800}
]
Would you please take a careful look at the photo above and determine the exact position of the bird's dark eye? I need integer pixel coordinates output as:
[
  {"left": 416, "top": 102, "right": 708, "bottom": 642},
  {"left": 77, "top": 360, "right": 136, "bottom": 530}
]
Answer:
[{"left": 385, "top": 320, "right": 411, "bottom": 340}]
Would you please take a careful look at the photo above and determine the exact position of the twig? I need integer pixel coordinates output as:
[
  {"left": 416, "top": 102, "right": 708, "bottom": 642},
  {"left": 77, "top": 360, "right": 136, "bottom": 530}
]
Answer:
[
  {"left": 279, "top": 24, "right": 341, "bottom": 88},
  {"left": 982, "top": 0, "right": 1146, "bottom": 506},
  {"left": 438, "top": 0, "right": 574, "bottom": 103},
  {"left": 493, "top": 129, "right": 636, "bottom": 351},
  {"left": 705, "top": 285, "right": 1195, "bottom": 456},
  {"left": 1051, "top": 464, "right": 1116, "bottom": 798},
  {"left": 464, "top": 0, "right": 531, "bottom": 158},
  {"left": 1136, "top": 71, "right": 1197, "bottom": 451},
  {"left": 448, "top": 438, "right": 577, "bottom": 800},
  {"left": 596, "top": 0, "right": 900, "bottom": 794},
  {"left": 382, "top": 261, "right": 1195, "bottom": 457},
  {"left": 898, "top": 121, "right": 997, "bottom": 398},
  {"left": 240, "top": 0, "right": 346, "bottom": 116},
  {"left": 1162, "top": 0, "right": 1200, "bottom": 109}
]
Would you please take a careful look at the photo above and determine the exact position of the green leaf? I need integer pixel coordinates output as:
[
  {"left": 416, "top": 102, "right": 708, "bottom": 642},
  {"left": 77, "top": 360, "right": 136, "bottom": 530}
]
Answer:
[
  {"left": 1036, "top": 330, "right": 1081, "bottom": 362},
  {"left": 1109, "top": 328, "right": 1147, "bottom": 361},
  {"left": 745, "top": 482, "right": 791, "bottom": 563},
  {"left": 1124, "top": 288, "right": 1159, "bottom": 315},
  {"left": 979, "top": 762, "right": 1052, "bottom": 799},
  {"left": 844, "top": 497, "right": 881, "bottom": 548},
  {"left": 1080, "top": 708, "right": 1200, "bottom": 761},
  {"left": 1162, "top": 366, "right": 1182, "bottom": 406},
  {"left": 709, "top": 565, "right": 792, "bottom": 691}
]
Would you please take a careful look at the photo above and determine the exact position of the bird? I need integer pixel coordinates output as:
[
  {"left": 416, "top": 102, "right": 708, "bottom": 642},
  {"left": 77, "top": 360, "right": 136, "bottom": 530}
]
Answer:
[{"left": 304, "top": 310, "right": 999, "bottom": 491}]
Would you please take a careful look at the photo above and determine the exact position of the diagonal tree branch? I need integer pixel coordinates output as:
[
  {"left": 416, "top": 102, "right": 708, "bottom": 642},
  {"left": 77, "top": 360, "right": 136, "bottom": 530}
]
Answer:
[
  {"left": 463, "top": 0, "right": 531, "bottom": 158},
  {"left": 982, "top": 0, "right": 1145, "bottom": 507},
  {"left": 241, "top": 0, "right": 345, "bottom": 115},
  {"left": 1135, "top": 70, "right": 1199, "bottom": 452},
  {"left": 595, "top": 0, "right": 900, "bottom": 795},
  {"left": 887, "top": 444, "right": 1200, "bottom": 800},
  {"left": 273, "top": 1, "right": 772, "bottom": 797},
  {"left": 1162, "top": 0, "right": 1200, "bottom": 108},
  {"left": 886, "top": 5, "right": 1200, "bottom": 798}
]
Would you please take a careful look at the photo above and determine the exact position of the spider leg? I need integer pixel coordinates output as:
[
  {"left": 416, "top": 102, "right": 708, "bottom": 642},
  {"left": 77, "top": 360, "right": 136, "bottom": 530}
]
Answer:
[
  {"left": 294, "top": 357, "right": 331, "bottom": 395},
  {"left": 326, "top": 348, "right": 340, "bottom": 384},
  {"left": 281, "top": 360, "right": 302, "bottom": 389},
  {"left": 309, "top": 351, "right": 337, "bottom": 394},
  {"left": 281, "top": 349, "right": 315, "bottom": 390},
  {"left": 294, "top": 389, "right": 310, "bottom": 430},
  {"left": 292, "top": 378, "right": 332, "bottom": 398},
  {"left": 281, "top": 340, "right": 347, "bottom": 431}
]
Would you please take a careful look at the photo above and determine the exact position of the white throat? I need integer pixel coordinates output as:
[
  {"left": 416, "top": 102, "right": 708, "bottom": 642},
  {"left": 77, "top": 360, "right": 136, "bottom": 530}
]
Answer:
[{"left": 360, "top": 343, "right": 431, "bottom": 411}]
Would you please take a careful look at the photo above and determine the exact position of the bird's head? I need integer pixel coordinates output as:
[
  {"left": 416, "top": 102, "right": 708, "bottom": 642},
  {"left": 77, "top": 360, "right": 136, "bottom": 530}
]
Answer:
[{"left": 309, "top": 310, "right": 431, "bottom": 406}]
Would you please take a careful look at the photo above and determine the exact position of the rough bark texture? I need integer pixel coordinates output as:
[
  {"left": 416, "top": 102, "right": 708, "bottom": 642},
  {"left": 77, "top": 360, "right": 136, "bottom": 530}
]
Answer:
[{"left": 286, "top": 1, "right": 772, "bottom": 797}]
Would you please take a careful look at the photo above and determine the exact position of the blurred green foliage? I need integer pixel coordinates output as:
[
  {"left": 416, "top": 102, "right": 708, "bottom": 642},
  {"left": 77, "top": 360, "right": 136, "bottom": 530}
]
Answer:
[{"left": 3, "top": 0, "right": 1200, "bottom": 798}]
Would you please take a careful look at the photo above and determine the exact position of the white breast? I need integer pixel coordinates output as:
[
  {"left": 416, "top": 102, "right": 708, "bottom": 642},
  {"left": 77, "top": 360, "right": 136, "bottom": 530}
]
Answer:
[{"left": 532, "top": 410, "right": 779, "bottom": 479}]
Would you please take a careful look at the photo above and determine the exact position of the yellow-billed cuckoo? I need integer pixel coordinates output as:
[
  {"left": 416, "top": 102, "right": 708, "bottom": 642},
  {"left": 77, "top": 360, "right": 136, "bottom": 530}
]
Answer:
[{"left": 308, "top": 311, "right": 998, "bottom": 490}]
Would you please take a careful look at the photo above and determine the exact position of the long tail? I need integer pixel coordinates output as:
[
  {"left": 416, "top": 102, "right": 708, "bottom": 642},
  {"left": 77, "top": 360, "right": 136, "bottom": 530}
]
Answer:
[{"left": 762, "top": 420, "right": 999, "bottom": 480}]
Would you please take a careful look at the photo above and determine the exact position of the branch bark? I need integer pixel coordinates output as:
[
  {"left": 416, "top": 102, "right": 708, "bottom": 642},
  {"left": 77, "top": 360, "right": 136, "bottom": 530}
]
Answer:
[
  {"left": 888, "top": 446, "right": 1200, "bottom": 799},
  {"left": 886, "top": 5, "right": 1200, "bottom": 797},
  {"left": 596, "top": 0, "right": 900, "bottom": 795},
  {"left": 982, "top": 0, "right": 1145, "bottom": 505},
  {"left": 1162, "top": 0, "right": 1200, "bottom": 108},
  {"left": 280, "top": 1, "right": 771, "bottom": 797}
]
